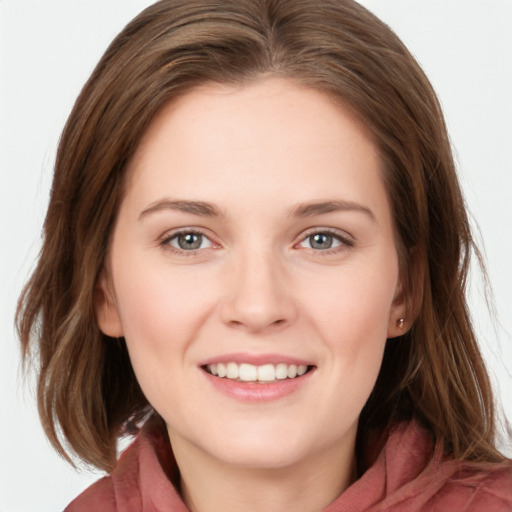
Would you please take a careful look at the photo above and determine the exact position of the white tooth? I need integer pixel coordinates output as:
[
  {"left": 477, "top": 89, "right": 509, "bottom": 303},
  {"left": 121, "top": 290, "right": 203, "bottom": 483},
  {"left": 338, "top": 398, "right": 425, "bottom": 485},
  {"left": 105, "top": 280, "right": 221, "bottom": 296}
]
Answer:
[
  {"left": 257, "top": 364, "right": 276, "bottom": 382},
  {"left": 217, "top": 363, "right": 227, "bottom": 378},
  {"left": 297, "top": 365, "right": 307, "bottom": 376},
  {"left": 208, "top": 364, "right": 218, "bottom": 376},
  {"left": 239, "top": 363, "right": 258, "bottom": 381},
  {"left": 287, "top": 364, "right": 297, "bottom": 378},
  {"left": 226, "top": 362, "right": 239, "bottom": 379},
  {"left": 275, "top": 363, "right": 288, "bottom": 380}
]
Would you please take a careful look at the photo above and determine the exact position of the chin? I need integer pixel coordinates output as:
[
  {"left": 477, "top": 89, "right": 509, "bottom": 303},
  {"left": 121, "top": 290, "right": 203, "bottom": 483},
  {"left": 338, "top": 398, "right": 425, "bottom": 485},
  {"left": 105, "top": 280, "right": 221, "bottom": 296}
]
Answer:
[
  {"left": 194, "top": 423, "right": 327, "bottom": 470},
  {"left": 214, "top": 440, "right": 312, "bottom": 470}
]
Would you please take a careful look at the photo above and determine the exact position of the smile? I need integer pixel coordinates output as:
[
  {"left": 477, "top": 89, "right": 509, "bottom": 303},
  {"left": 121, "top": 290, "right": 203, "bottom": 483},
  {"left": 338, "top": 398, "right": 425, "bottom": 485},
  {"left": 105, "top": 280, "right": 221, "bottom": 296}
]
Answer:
[{"left": 204, "top": 362, "right": 311, "bottom": 382}]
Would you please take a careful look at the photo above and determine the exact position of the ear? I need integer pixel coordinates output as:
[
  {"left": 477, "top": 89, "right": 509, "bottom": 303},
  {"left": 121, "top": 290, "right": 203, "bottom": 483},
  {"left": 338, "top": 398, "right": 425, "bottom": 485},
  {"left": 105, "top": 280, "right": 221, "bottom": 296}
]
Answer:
[
  {"left": 387, "top": 285, "right": 409, "bottom": 338},
  {"left": 94, "top": 270, "right": 124, "bottom": 337},
  {"left": 387, "top": 248, "right": 424, "bottom": 339}
]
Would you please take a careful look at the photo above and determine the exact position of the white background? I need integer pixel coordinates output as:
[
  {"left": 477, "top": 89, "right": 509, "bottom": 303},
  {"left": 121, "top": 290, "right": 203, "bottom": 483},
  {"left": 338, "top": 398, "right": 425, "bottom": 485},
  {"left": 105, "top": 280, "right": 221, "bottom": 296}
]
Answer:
[{"left": 1, "top": 1, "right": 511, "bottom": 510}]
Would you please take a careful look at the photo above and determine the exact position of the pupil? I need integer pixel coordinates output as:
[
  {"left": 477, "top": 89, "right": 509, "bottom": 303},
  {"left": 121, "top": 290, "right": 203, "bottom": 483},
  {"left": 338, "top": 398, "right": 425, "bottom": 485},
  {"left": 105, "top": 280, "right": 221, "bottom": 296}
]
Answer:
[
  {"left": 178, "top": 233, "right": 202, "bottom": 250},
  {"left": 311, "top": 233, "right": 333, "bottom": 249}
]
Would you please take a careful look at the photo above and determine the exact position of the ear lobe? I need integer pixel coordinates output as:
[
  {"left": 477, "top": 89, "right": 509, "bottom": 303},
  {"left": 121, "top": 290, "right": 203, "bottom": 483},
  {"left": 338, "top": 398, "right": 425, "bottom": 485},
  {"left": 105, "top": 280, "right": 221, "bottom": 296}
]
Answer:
[
  {"left": 387, "top": 285, "right": 409, "bottom": 339},
  {"left": 387, "top": 247, "right": 424, "bottom": 339},
  {"left": 94, "top": 271, "right": 124, "bottom": 337}
]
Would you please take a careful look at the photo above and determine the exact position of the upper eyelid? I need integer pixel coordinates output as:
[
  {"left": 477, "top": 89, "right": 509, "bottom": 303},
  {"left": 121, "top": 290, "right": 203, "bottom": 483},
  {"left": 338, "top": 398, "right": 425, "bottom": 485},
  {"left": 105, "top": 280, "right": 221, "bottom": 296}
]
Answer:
[
  {"left": 160, "top": 226, "right": 212, "bottom": 240},
  {"left": 297, "top": 226, "right": 354, "bottom": 242}
]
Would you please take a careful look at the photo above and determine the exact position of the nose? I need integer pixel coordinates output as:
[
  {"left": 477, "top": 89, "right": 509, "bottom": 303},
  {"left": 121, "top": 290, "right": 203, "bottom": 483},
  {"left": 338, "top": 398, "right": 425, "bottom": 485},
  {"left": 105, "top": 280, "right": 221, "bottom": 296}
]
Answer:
[{"left": 219, "top": 248, "right": 297, "bottom": 334}]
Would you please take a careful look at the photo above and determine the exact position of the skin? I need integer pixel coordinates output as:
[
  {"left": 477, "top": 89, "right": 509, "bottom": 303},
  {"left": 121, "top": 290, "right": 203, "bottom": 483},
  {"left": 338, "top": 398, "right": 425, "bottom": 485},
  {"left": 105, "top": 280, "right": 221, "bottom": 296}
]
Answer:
[{"left": 96, "top": 77, "right": 407, "bottom": 512}]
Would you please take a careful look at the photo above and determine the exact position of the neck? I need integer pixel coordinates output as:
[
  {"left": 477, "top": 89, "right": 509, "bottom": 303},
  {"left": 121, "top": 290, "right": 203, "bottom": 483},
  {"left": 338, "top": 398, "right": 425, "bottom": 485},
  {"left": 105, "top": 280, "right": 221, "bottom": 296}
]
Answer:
[{"left": 170, "top": 430, "right": 357, "bottom": 512}]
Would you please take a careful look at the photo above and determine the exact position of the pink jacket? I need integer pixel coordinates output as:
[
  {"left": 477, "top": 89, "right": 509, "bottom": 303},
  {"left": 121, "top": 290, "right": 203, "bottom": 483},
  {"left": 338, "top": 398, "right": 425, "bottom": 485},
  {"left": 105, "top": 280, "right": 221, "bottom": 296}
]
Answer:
[{"left": 66, "top": 421, "right": 512, "bottom": 511}]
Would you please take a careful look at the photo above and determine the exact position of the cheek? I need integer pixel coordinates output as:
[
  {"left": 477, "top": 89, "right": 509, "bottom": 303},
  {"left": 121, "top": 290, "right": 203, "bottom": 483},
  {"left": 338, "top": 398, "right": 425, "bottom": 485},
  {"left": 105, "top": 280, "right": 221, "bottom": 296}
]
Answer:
[
  {"left": 308, "top": 260, "right": 397, "bottom": 342},
  {"left": 112, "top": 261, "right": 216, "bottom": 362},
  {"left": 302, "top": 257, "right": 397, "bottom": 391},
  {"left": 111, "top": 264, "right": 219, "bottom": 415}
]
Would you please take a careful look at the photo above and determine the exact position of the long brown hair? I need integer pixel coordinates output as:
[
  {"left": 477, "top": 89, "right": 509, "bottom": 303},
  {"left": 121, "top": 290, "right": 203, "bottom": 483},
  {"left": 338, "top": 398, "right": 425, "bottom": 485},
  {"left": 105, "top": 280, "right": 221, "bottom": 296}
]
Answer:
[{"left": 17, "top": 0, "right": 507, "bottom": 472}]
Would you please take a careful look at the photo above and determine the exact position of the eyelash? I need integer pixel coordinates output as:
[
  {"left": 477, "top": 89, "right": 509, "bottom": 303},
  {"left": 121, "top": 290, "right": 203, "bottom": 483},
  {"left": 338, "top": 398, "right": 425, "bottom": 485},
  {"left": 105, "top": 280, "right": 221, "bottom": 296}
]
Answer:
[
  {"left": 158, "top": 227, "right": 354, "bottom": 256},
  {"left": 296, "top": 228, "right": 354, "bottom": 255},
  {"left": 159, "top": 228, "right": 214, "bottom": 256}
]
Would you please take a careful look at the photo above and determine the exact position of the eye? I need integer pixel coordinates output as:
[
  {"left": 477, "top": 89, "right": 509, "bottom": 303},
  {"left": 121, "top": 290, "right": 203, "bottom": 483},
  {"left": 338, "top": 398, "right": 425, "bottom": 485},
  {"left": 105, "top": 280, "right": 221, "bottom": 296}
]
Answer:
[
  {"left": 304, "top": 233, "right": 339, "bottom": 250},
  {"left": 163, "top": 231, "right": 214, "bottom": 251},
  {"left": 298, "top": 230, "right": 352, "bottom": 252}
]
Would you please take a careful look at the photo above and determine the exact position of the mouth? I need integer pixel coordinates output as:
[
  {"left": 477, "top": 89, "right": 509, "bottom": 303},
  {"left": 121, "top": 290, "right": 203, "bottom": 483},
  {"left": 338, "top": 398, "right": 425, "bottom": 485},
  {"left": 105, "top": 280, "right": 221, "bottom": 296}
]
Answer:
[{"left": 202, "top": 362, "right": 315, "bottom": 383}]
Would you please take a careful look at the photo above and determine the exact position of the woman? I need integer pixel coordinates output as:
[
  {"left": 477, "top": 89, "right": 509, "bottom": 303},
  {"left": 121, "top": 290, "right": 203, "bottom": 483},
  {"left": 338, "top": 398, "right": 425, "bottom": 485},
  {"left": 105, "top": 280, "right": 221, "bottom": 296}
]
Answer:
[{"left": 16, "top": 0, "right": 512, "bottom": 510}]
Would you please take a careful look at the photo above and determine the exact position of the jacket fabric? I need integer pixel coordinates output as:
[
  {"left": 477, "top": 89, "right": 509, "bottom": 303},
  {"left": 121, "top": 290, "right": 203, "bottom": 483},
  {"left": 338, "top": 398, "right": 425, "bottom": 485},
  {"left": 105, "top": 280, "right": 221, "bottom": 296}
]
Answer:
[{"left": 65, "top": 420, "right": 512, "bottom": 511}]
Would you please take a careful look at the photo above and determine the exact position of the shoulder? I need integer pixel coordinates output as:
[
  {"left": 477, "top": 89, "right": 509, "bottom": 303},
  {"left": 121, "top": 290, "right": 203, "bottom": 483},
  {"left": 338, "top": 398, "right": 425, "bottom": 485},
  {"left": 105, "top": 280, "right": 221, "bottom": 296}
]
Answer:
[
  {"left": 370, "top": 422, "right": 512, "bottom": 512},
  {"left": 64, "top": 417, "right": 184, "bottom": 512},
  {"left": 64, "top": 475, "right": 117, "bottom": 512},
  {"left": 64, "top": 435, "right": 143, "bottom": 512},
  {"left": 432, "top": 462, "right": 512, "bottom": 511}
]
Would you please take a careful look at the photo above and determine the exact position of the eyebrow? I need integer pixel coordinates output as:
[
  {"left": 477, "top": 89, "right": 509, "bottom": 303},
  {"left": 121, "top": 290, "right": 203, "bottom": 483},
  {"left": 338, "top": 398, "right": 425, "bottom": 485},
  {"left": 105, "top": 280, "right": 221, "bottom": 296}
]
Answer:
[
  {"left": 139, "top": 198, "right": 375, "bottom": 222},
  {"left": 290, "top": 200, "right": 376, "bottom": 221},
  {"left": 139, "top": 199, "right": 224, "bottom": 220}
]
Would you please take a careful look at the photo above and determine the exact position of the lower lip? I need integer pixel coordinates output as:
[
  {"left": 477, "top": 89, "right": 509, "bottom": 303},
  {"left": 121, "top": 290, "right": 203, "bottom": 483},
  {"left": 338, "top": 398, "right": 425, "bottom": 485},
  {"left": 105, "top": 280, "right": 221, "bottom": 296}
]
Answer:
[{"left": 202, "top": 369, "right": 314, "bottom": 402}]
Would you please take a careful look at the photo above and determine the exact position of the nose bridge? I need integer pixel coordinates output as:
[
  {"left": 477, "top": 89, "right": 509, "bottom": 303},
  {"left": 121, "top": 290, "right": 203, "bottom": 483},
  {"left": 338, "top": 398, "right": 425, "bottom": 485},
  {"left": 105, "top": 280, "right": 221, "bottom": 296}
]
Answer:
[{"left": 220, "top": 242, "right": 295, "bottom": 332}]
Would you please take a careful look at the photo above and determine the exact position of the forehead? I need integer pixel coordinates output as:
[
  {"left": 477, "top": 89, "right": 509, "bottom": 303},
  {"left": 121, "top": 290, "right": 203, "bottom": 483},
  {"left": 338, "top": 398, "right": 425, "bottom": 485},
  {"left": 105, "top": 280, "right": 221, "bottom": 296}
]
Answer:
[{"left": 123, "top": 77, "right": 388, "bottom": 219}]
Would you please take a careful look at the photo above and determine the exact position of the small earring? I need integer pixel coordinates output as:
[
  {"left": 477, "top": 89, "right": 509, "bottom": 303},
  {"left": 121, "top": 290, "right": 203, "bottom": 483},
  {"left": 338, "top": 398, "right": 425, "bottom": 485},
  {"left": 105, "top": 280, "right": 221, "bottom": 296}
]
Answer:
[{"left": 396, "top": 318, "right": 405, "bottom": 329}]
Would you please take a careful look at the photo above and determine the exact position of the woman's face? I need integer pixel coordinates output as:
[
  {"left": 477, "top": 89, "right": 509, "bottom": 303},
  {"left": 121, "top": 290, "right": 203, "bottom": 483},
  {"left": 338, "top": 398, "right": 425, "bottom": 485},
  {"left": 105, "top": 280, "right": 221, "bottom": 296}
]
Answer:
[{"left": 97, "top": 78, "right": 406, "bottom": 471}]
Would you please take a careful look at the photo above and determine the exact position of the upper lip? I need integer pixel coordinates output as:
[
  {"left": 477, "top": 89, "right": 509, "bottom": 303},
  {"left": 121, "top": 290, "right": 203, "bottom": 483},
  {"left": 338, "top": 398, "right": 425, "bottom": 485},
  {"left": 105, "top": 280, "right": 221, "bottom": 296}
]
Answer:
[{"left": 198, "top": 352, "right": 315, "bottom": 367}]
